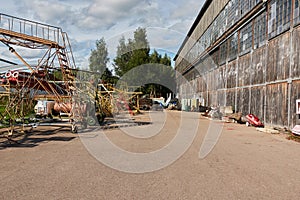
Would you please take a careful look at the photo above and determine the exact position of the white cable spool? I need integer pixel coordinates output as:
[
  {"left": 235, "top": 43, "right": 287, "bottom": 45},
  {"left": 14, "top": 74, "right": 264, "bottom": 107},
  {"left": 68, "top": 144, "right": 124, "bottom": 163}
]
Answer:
[
  {"left": 12, "top": 71, "right": 19, "bottom": 78},
  {"left": 5, "top": 71, "right": 12, "bottom": 78}
]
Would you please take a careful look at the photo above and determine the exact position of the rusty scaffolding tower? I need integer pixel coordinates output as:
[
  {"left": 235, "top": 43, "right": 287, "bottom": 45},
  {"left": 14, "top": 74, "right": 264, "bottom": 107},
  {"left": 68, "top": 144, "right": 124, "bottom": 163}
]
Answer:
[{"left": 0, "top": 13, "right": 77, "bottom": 135}]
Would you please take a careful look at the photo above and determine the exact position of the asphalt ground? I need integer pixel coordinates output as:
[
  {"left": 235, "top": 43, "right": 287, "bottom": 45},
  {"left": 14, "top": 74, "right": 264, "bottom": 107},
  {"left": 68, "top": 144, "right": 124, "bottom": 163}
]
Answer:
[{"left": 0, "top": 110, "right": 299, "bottom": 199}]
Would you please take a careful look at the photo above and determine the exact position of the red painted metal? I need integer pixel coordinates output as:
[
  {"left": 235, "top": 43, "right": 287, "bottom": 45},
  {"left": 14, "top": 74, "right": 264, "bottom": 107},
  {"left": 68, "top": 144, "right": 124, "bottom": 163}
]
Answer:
[{"left": 246, "top": 114, "right": 264, "bottom": 127}]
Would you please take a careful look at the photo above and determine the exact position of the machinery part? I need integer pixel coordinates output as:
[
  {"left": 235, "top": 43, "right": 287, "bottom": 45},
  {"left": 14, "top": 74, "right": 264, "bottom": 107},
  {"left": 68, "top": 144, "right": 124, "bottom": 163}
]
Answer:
[
  {"left": 96, "top": 113, "right": 105, "bottom": 124},
  {"left": 5, "top": 71, "right": 12, "bottom": 78},
  {"left": 87, "top": 116, "right": 97, "bottom": 126},
  {"left": 12, "top": 71, "right": 19, "bottom": 78},
  {"left": 71, "top": 123, "right": 78, "bottom": 133}
]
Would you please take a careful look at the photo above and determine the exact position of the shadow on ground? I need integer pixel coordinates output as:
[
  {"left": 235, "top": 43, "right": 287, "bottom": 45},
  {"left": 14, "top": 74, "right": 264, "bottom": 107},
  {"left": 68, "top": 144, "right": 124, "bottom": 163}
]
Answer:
[
  {"left": 0, "top": 118, "right": 152, "bottom": 149},
  {"left": 0, "top": 125, "right": 76, "bottom": 150}
]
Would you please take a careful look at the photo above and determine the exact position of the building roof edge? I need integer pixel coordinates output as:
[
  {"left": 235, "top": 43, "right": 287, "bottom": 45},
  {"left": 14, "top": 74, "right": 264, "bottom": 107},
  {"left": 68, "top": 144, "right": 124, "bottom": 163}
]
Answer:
[{"left": 174, "top": 0, "right": 212, "bottom": 62}]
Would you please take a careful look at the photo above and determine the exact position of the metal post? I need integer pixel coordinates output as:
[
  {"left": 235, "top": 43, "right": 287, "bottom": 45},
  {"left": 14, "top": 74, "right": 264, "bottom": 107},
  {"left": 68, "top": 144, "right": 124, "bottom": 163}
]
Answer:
[{"left": 263, "top": 1, "right": 269, "bottom": 125}]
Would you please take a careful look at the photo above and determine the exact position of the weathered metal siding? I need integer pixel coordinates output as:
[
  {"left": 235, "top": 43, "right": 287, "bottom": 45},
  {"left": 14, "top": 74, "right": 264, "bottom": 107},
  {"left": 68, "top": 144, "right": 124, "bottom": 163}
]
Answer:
[
  {"left": 176, "top": 0, "right": 230, "bottom": 71},
  {"left": 290, "top": 25, "right": 300, "bottom": 128},
  {"left": 217, "top": 65, "right": 226, "bottom": 90},
  {"left": 251, "top": 47, "right": 266, "bottom": 85},
  {"left": 226, "top": 61, "right": 237, "bottom": 89},
  {"left": 226, "top": 89, "right": 236, "bottom": 110},
  {"left": 291, "top": 81, "right": 300, "bottom": 127},
  {"left": 292, "top": 28, "right": 300, "bottom": 78},
  {"left": 191, "top": 0, "right": 230, "bottom": 41},
  {"left": 237, "top": 88, "right": 250, "bottom": 115},
  {"left": 266, "top": 83, "right": 289, "bottom": 127},
  {"left": 176, "top": 0, "right": 300, "bottom": 129},
  {"left": 267, "top": 32, "right": 290, "bottom": 82},
  {"left": 250, "top": 86, "right": 265, "bottom": 122},
  {"left": 238, "top": 55, "right": 251, "bottom": 87}
]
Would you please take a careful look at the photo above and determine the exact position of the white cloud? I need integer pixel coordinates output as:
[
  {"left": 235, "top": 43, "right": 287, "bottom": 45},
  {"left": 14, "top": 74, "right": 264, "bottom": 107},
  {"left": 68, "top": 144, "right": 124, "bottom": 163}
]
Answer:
[
  {"left": 77, "top": 0, "right": 159, "bottom": 30},
  {"left": 170, "top": 0, "right": 204, "bottom": 19},
  {"left": 0, "top": 0, "right": 206, "bottom": 68}
]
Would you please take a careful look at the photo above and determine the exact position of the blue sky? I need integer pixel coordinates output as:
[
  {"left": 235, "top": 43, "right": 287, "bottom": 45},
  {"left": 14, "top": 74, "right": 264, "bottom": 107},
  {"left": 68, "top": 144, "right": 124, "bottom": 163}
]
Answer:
[{"left": 0, "top": 0, "right": 205, "bottom": 69}]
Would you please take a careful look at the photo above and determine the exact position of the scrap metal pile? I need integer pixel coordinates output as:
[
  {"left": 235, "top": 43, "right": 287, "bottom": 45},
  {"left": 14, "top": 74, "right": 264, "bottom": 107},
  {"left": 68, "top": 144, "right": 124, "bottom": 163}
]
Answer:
[{"left": 0, "top": 13, "right": 141, "bottom": 137}]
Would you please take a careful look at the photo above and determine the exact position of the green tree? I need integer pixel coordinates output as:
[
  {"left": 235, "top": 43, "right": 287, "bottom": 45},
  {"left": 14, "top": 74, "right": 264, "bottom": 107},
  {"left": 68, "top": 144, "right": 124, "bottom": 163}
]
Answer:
[
  {"left": 89, "top": 37, "right": 116, "bottom": 83},
  {"left": 160, "top": 53, "right": 171, "bottom": 66},
  {"left": 89, "top": 37, "right": 109, "bottom": 74},
  {"left": 114, "top": 36, "right": 132, "bottom": 77},
  {"left": 89, "top": 38, "right": 108, "bottom": 73},
  {"left": 114, "top": 27, "right": 149, "bottom": 77},
  {"left": 113, "top": 27, "right": 175, "bottom": 98},
  {"left": 149, "top": 50, "right": 161, "bottom": 64}
]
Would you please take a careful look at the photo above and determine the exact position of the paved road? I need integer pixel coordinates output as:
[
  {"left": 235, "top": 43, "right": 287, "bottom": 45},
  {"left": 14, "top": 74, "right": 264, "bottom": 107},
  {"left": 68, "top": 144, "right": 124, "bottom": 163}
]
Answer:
[{"left": 0, "top": 111, "right": 299, "bottom": 199}]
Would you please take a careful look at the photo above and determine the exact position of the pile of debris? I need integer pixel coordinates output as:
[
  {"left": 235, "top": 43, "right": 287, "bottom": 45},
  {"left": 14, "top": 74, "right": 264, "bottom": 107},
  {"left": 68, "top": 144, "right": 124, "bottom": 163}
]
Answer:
[
  {"left": 292, "top": 125, "right": 300, "bottom": 136},
  {"left": 202, "top": 106, "right": 265, "bottom": 128},
  {"left": 198, "top": 105, "right": 300, "bottom": 140}
]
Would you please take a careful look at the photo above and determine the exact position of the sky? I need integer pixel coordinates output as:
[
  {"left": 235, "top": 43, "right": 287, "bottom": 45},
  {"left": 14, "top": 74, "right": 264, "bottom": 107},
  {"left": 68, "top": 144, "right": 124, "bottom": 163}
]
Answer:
[{"left": 0, "top": 0, "right": 205, "bottom": 70}]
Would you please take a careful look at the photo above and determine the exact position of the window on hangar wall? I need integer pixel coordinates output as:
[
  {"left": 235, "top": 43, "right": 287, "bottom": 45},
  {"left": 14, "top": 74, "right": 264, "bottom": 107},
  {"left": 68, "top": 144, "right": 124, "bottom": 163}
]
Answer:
[
  {"left": 228, "top": 33, "right": 238, "bottom": 61},
  {"left": 240, "top": 22, "right": 253, "bottom": 56},
  {"left": 294, "top": 0, "right": 300, "bottom": 25},
  {"left": 268, "top": 0, "right": 292, "bottom": 39},
  {"left": 241, "top": 0, "right": 261, "bottom": 17},
  {"left": 227, "top": 0, "right": 240, "bottom": 29},
  {"left": 254, "top": 12, "right": 266, "bottom": 49},
  {"left": 219, "top": 41, "right": 228, "bottom": 65}
]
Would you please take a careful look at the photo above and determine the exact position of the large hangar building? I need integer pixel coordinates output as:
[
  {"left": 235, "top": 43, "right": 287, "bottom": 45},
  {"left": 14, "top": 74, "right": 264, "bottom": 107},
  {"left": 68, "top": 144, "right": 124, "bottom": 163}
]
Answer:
[{"left": 174, "top": 0, "right": 300, "bottom": 128}]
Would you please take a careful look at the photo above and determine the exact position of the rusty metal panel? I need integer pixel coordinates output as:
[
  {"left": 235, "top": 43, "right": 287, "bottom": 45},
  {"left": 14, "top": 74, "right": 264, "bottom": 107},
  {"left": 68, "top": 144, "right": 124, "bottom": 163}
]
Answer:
[
  {"left": 208, "top": 91, "right": 218, "bottom": 107},
  {"left": 196, "top": 78, "right": 201, "bottom": 93},
  {"left": 200, "top": 91, "right": 209, "bottom": 107},
  {"left": 291, "top": 81, "right": 300, "bottom": 127},
  {"left": 207, "top": 70, "right": 217, "bottom": 91},
  {"left": 204, "top": 72, "right": 211, "bottom": 92},
  {"left": 216, "top": 65, "right": 226, "bottom": 90},
  {"left": 267, "top": 32, "right": 290, "bottom": 82},
  {"left": 238, "top": 54, "right": 251, "bottom": 87},
  {"left": 265, "top": 83, "right": 288, "bottom": 127},
  {"left": 251, "top": 47, "right": 266, "bottom": 85},
  {"left": 198, "top": 76, "right": 207, "bottom": 93},
  {"left": 227, "top": 61, "right": 237, "bottom": 88},
  {"left": 236, "top": 88, "right": 250, "bottom": 115},
  {"left": 197, "top": 76, "right": 203, "bottom": 93},
  {"left": 250, "top": 86, "right": 265, "bottom": 122},
  {"left": 211, "top": 49, "right": 220, "bottom": 66},
  {"left": 210, "top": 70, "right": 216, "bottom": 91},
  {"left": 217, "top": 90, "right": 226, "bottom": 106},
  {"left": 292, "top": 26, "right": 300, "bottom": 78},
  {"left": 226, "top": 89, "right": 236, "bottom": 109}
]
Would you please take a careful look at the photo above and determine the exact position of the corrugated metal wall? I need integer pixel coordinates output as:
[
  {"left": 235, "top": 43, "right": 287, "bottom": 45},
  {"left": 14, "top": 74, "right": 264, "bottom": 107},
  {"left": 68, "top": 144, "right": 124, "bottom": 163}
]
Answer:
[
  {"left": 178, "top": 29, "right": 300, "bottom": 128},
  {"left": 176, "top": 0, "right": 300, "bottom": 128}
]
